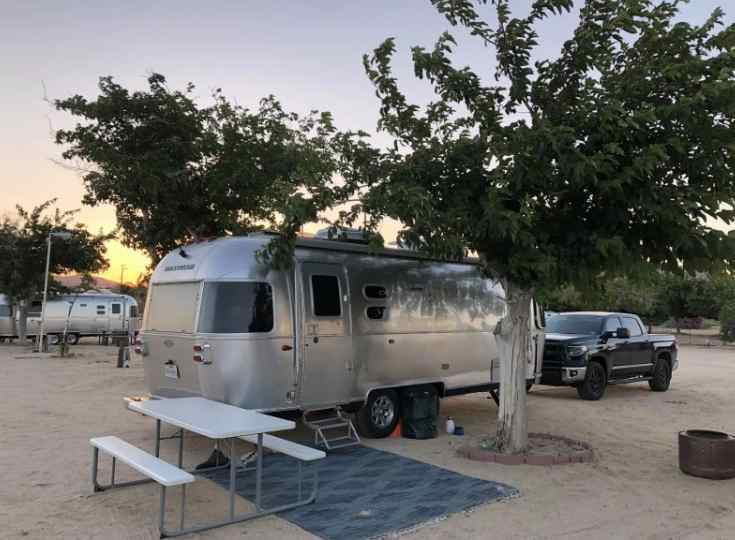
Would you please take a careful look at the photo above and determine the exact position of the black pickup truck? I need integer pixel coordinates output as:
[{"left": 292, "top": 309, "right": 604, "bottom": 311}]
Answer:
[{"left": 541, "top": 312, "right": 678, "bottom": 400}]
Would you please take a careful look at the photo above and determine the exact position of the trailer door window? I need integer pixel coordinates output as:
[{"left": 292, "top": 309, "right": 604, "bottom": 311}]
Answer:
[
  {"left": 199, "top": 282, "right": 273, "bottom": 333},
  {"left": 111, "top": 303, "right": 121, "bottom": 315},
  {"left": 146, "top": 282, "right": 199, "bottom": 333},
  {"left": 130, "top": 305, "right": 138, "bottom": 318},
  {"left": 311, "top": 275, "right": 341, "bottom": 317}
]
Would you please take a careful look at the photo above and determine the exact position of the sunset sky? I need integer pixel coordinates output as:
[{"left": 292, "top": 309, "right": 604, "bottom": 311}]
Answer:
[{"left": 1, "top": 1, "right": 731, "bottom": 283}]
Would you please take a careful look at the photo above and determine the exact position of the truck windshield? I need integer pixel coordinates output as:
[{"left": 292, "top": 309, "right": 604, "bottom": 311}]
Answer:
[
  {"left": 198, "top": 282, "right": 273, "bottom": 334},
  {"left": 146, "top": 282, "right": 199, "bottom": 333},
  {"left": 546, "top": 315, "right": 603, "bottom": 335}
]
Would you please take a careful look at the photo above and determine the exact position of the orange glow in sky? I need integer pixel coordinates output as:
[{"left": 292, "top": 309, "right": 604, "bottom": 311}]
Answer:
[{"left": 1, "top": 1, "right": 730, "bottom": 285}]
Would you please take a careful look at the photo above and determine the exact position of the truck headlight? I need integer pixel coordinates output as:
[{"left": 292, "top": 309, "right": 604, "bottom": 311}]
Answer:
[{"left": 567, "top": 345, "right": 588, "bottom": 357}]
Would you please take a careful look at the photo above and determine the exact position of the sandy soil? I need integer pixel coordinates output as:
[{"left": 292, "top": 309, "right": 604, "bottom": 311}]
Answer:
[{"left": 1, "top": 344, "right": 734, "bottom": 540}]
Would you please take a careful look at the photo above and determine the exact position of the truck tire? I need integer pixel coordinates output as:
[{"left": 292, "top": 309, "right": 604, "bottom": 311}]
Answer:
[
  {"left": 577, "top": 361, "right": 607, "bottom": 400},
  {"left": 65, "top": 333, "right": 79, "bottom": 345},
  {"left": 356, "top": 389, "right": 400, "bottom": 438},
  {"left": 649, "top": 358, "right": 671, "bottom": 392}
]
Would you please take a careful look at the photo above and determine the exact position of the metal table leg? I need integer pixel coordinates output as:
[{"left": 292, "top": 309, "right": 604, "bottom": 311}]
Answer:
[
  {"left": 177, "top": 429, "right": 184, "bottom": 468},
  {"left": 155, "top": 419, "right": 161, "bottom": 457},
  {"left": 229, "top": 438, "right": 236, "bottom": 519},
  {"left": 256, "top": 433, "right": 263, "bottom": 510}
]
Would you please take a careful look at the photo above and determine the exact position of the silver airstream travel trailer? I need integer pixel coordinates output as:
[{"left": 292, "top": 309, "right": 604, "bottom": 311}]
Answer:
[
  {"left": 25, "top": 292, "right": 139, "bottom": 344},
  {"left": 0, "top": 295, "right": 15, "bottom": 341},
  {"left": 136, "top": 233, "right": 544, "bottom": 438}
]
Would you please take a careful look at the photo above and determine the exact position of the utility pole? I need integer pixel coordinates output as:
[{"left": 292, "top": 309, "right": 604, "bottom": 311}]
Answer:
[{"left": 119, "top": 264, "right": 127, "bottom": 293}]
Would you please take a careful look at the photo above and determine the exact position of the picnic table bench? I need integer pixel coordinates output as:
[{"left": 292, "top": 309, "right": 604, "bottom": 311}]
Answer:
[{"left": 90, "top": 397, "right": 324, "bottom": 538}]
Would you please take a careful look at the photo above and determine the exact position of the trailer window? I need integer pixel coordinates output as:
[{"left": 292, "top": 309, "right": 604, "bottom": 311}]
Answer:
[
  {"left": 97, "top": 305, "right": 106, "bottom": 315},
  {"left": 311, "top": 275, "right": 341, "bottom": 317},
  {"left": 366, "top": 306, "right": 387, "bottom": 320},
  {"left": 146, "top": 282, "right": 199, "bottom": 333},
  {"left": 130, "top": 305, "right": 138, "bottom": 318},
  {"left": 0, "top": 305, "right": 11, "bottom": 317},
  {"left": 199, "top": 282, "right": 273, "bottom": 333},
  {"left": 364, "top": 285, "right": 388, "bottom": 299},
  {"left": 111, "top": 304, "right": 121, "bottom": 314},
  {"left": 29, "top": 301, "right": 42, "bottom": 317}
]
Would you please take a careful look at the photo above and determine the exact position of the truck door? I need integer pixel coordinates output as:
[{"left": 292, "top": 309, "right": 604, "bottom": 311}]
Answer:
[
  {"left": 603, "top": 316, "right": 633, "bottom": 374},
  {"left": 298, "top": 262, "right": 354, "bottom": 408},
  {"left": 620, "top": 316, "right": 651, "bottom": 370}
]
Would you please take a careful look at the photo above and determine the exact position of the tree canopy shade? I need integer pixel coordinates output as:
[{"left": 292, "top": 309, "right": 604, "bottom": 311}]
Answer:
[
  {"left": 351, "top": 0, "right": 735, "bottom": 452},
  {"left": 0, "top": 200, "right": 112, "bottom": 341},
  {"left": 55, "top": 74, "right": 367, "bottom": 267}
]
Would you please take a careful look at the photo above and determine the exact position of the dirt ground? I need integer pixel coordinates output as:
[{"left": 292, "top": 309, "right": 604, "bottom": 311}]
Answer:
[{"left": 2, "top": 344, "right": 735, "bottom": 540}]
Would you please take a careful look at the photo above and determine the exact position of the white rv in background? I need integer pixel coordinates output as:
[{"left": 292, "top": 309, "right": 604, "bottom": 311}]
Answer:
[
  {"left": 21, "top": 292, "right": 140, "bottom": 344},
  {"left": 0, "top": 295, "right": 15, "bottom": 342}
]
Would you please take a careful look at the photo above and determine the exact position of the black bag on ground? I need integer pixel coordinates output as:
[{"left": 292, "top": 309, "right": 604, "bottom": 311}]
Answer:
[{"left": 400, "top": 385, "right": 438, "bottom": 439}]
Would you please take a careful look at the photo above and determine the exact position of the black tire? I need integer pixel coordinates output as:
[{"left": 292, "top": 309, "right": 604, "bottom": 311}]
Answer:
[
  {"left": 577, "top": 361, "right": 607, "bottom": 400},
  {"left": 356, "top": 389, "right": 400, "bottom": 438},
  {"left": 649, "top": 358, "right": 672, "bottom": 392},
  {"left": 65, "top": 333, "right": 79, "bottom": 345}
]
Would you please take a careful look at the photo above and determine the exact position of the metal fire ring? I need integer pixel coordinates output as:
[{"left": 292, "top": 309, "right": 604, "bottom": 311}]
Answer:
[{"left": 679, "top": 430, "right": 735, "bottom": 480}]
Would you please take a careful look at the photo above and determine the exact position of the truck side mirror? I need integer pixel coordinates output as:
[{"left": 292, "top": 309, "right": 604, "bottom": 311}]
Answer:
[
  {"left": 600, "top": 330, "right": 614, "bottom": 341},
  {"left": 616, "top": 327, "right": 631, "bottom": 339}
]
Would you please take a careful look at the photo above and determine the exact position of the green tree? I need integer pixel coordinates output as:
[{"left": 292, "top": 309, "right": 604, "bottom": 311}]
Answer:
[
  {"left": 55, "top": 74, "right": 363, "bottom": 267},
  {"left": 351, "top": 0, "right": 735, "bottom": 452},
  {"left": 0, "top": 200, "right": 112, "bottom": 342}
]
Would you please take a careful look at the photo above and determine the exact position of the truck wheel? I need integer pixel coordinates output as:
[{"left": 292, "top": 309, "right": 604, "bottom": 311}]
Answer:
[
  {"left": 649, "top": 358, "right": 671, "bottom": 392},
  {"left": 577, "top": 361, "right": 607, "bottom": 400},
  {"left": 65, "top": 333, "right": 79, "bottom": 345},
  {"left": 356, "top": 389, "right": 400, "bottom": 438}
]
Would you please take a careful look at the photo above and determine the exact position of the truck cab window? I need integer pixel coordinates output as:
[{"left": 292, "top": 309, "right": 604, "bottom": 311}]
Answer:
[
  {"left": 311, "top": 275, "right": 341, "bottom": 317},
  {"left": 199, "top": 282, "right": 274, "bottom": 333},
  {"left": 603, "top": 317, "right": 621, "bottom": 333},
  {"left": 111, "top": 304, "right": 121, "bottom": 315},
  {"left": 622, "top": 317, "right": 642, "bottom": 337}
]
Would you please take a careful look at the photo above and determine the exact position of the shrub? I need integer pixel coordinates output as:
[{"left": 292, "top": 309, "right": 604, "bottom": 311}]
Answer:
[
  {"left": 675, "top": 317, "right": 704, "bottom": 330},
  {"left": 720, "top": 304, "right": 735, "bottom": 343}
]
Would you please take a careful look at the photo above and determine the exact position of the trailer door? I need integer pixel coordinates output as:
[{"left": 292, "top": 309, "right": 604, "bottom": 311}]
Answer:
[{"left": 299, "top": 262, "right": 354, "bottom": 408}]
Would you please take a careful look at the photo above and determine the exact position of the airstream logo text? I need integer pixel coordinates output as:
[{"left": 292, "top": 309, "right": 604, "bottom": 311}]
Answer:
[{"left": 164, "top": 264, "right": 195, "bottom": 272}]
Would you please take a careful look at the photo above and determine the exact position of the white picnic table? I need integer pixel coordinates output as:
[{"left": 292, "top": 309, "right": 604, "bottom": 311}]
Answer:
[{"left": 115, "top": 396, "right": 316, "bottom": 537}]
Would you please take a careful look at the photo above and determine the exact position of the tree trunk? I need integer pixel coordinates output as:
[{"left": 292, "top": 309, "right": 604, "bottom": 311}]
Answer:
[
  {"left": 17, "top": 302, "right": 28, "bottom": 344},
  {"left": 494, "top": 281, "right": 533, "bottom": 454}
]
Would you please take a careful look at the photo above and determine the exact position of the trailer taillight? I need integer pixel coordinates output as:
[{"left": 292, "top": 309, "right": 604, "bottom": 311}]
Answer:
[
  {"left": 193, "top": 354, "right": 203, "bottom": 364},
  {"left": 193, "top": 345, "right": 203, "bottom": 352}
]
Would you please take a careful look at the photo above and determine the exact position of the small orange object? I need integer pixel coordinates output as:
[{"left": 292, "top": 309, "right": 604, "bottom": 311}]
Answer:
[{"left": 390, "top": 423, "right": 402, "bottom": 438}]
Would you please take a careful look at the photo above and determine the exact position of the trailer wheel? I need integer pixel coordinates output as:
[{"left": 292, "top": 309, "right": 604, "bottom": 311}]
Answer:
[
  {"left": 356, "top": 389, "right": 400, "bottom": 438},
  {"left": 65, "top": 333, "right": 79, "bottom": 345}
]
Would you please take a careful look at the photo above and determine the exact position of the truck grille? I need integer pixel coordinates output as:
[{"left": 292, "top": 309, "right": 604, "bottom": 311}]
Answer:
[{"left": 542, "top": 342, "right": 566, "bottom": 368}]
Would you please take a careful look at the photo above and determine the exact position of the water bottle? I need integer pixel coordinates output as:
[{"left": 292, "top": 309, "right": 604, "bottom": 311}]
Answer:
[{"left": 446, "top": 417, "right": 455, "bottom": 435}]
